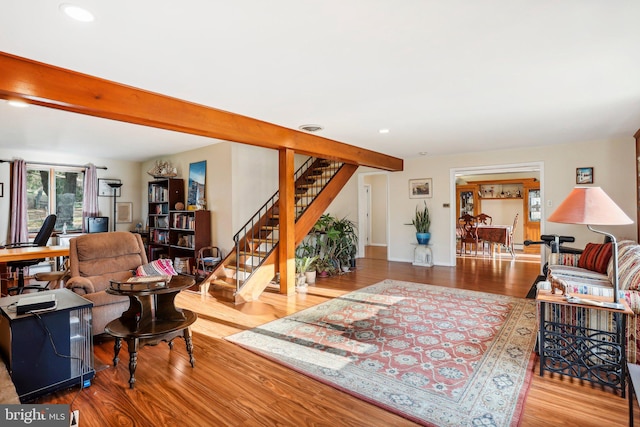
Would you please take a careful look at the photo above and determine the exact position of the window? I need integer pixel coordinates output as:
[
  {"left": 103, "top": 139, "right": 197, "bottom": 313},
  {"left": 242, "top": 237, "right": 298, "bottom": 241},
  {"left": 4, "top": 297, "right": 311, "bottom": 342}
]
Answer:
[{"left": 27, "top": 166, "right": 84, "bottom": 233}]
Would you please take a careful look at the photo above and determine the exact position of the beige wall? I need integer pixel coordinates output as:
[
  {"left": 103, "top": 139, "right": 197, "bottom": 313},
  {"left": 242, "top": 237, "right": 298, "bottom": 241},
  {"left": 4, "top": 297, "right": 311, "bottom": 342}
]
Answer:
[
  {"left": 333, "top": 137, "right": 636, "bottom": 266},
  {"left": 0, "top": 148, "right": 142, "bottom": 245}
]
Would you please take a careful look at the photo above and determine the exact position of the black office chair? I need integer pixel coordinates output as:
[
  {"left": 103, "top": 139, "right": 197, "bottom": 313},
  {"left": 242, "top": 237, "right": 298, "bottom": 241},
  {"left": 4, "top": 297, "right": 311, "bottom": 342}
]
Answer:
[{"left": 5, "top": 214, "right": 57, "bottom": 295}]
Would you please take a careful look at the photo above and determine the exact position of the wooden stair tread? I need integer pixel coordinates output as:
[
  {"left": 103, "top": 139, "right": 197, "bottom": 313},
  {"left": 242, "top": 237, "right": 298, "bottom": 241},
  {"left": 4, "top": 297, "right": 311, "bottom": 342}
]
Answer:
[
  {"left": 239, "top": 250, "right": 270, "bottom": 257},
  {"left": 212, "top": 277, "right": 236, "bottom": 289}
]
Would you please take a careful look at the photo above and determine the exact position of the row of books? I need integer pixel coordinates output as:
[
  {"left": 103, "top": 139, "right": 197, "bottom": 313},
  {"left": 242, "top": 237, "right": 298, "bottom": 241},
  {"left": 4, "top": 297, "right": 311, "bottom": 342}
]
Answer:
[
  {"left": 151, "top": 204, "right": 169, "bottom": 215},
  {"left": 172, "top": 213, "right": 195, "bottom": 230},
  {"left": 150, "top": 229, "right": 169, "bottom": 244},
  {"left": 149, "top": 185, "right": 169, "bottom": 203}
]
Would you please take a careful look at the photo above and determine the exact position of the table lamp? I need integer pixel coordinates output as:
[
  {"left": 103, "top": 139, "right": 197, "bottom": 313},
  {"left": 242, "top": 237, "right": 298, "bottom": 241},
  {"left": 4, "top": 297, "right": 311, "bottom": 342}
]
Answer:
[
  {"left": 547, "top": 186, "right": 633, "bottom": 305},
  {"left": 108, "top": 182, "right": 123, "bottom": 232}
]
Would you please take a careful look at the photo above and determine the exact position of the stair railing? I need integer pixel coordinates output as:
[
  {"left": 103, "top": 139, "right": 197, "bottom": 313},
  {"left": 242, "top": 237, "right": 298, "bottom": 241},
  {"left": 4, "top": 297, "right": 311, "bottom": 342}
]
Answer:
[{"left": 231, "top": 157, "right": 343, "bottom": 290}]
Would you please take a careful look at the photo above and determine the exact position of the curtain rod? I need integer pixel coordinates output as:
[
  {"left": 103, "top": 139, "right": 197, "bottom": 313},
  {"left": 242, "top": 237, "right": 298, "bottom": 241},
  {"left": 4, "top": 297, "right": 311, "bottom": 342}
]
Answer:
[{"left": 0, "top": 159, "right": 107, "bottom": 170}]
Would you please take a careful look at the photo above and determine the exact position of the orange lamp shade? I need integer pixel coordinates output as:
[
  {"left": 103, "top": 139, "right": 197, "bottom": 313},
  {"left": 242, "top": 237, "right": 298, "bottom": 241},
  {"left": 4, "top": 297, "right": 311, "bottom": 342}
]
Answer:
[{"left": 547, "top": 187, "right": 633, "bottom": 225}]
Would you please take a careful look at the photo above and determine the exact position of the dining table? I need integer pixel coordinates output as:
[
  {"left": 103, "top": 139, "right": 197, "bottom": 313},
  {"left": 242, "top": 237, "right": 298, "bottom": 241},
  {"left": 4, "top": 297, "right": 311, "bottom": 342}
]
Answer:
[{"left": 476, "top": 225, "right": 513, "bottom": 258}]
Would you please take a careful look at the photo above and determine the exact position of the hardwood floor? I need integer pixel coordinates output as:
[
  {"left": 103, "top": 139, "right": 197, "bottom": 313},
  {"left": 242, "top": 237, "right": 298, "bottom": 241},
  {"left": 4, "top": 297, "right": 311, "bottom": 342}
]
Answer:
[{"left": 34, "top": 257, "right": 631, "bottom": 426}]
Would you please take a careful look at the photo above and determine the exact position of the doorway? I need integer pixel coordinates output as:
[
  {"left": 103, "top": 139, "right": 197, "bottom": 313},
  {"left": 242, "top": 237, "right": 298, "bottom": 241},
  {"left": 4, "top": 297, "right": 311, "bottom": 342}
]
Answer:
[
  {"left": 358, "top": 173, "right": 389, "bottom": 261},
  {"left": 449, "top": 162, "right": 545, "bottom": 265}
]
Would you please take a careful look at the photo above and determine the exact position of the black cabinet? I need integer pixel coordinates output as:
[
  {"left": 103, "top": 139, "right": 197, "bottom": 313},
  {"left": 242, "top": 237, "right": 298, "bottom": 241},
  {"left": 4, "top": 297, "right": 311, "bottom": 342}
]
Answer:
[{"left": 0, "top": 289, "right": 94, "bottom": 402}]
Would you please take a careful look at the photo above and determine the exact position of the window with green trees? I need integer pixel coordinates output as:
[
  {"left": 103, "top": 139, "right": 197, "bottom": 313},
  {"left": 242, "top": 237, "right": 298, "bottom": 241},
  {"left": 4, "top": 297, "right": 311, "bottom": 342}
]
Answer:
[{"left": 27, "top": 167, "right": 84, "bottom": 233}]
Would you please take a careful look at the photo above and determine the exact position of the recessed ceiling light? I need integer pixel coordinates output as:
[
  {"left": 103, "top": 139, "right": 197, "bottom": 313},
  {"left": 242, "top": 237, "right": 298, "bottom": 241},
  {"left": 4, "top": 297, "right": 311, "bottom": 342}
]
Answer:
[
  {"left": 59, "top": 3, "right": 95, "bottom": 22},
  {"left": 379, "top": 129, "right": 390, "bottom": 134},
  {"left": 298, "top": 124, "right": 324, "bottom": 133},
  {"left": 419, "top": 152, "right": 428, "bottom": 156},
  {"left": 7, "top": 100, "right": 28, "bottom": 108}
]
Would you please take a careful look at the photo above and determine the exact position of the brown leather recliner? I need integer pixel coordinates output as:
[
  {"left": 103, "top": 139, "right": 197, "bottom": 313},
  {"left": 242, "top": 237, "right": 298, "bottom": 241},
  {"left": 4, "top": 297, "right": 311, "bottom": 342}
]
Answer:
[{"left": 66, "top": 231, "right": 148, "bottom": 335}]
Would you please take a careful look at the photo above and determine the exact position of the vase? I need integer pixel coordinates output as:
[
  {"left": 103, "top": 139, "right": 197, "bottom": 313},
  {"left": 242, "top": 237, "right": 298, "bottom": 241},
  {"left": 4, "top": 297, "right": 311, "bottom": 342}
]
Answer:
[
  {"left": 416, "top": 232, "right": 431, "bottom": 245},
  {"left": 305, "top": 270, "right": 316, "bottom": 285}
]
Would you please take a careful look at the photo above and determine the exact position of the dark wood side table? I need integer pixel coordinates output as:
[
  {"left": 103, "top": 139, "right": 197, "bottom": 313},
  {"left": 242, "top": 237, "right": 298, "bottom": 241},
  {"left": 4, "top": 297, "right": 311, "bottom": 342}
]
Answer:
[
  {"left": 537, "top": 289, "right": 633, "bottom": 396},
  {"left": 105, "top": 275, "right": 197, "bottom": 388}
]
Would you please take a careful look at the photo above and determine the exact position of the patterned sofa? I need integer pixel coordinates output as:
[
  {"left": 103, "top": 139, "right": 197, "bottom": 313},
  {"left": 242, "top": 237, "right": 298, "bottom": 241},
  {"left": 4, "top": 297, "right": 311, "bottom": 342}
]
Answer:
[{"left": 537, "top": 239, "right": 640, "bottom": 363}]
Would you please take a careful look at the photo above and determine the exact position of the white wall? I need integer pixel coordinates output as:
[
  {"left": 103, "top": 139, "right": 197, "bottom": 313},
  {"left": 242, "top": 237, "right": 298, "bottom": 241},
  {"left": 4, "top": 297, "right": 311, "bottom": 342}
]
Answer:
[
  {"left": 0, "top": 148, "right": 142, "bottom": 245},
  {"left": 332, "top": 137, "right": 636, "bottom": 266}
]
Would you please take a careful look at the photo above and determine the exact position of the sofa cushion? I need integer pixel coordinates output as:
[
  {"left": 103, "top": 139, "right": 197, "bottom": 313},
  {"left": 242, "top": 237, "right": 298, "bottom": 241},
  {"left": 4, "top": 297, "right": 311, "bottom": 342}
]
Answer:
[
  {"left": 616, "top": 242, "right": 640, "bottom": 291},
  {"left": 577, "top": 242, "right": 612, "bottom": 274},
  {"left": 135, "top": 259, "right": 177, "bottom": 277}
]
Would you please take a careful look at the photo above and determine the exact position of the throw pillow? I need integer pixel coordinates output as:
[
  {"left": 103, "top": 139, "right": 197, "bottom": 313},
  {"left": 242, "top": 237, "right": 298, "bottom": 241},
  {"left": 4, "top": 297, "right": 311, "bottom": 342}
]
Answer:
[
  {"left": 577, "top": 242, "right": 613, "bottom": 274},
  {"left": 136, "top": 259, "right": 178, "bottom": 277}
]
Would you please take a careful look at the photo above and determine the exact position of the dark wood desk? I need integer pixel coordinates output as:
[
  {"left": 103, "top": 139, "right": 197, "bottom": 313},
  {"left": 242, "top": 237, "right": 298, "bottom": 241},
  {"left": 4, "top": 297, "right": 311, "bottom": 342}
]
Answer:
[{"left": 105, "top": 275, "right": 197, "bottom": 388}]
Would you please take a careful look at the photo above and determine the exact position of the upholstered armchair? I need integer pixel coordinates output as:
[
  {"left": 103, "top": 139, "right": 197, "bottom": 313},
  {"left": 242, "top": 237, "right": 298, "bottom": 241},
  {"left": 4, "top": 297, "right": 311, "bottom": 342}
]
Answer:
[{"left": 66, "top": 232, "right": 148, "bottom": 336}]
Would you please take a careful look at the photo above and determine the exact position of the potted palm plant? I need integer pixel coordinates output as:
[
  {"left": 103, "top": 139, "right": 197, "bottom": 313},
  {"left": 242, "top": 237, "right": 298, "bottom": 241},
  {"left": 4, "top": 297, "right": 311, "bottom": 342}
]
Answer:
[{"left": 412, "top": 201, "right": 431, "bottom": 244}]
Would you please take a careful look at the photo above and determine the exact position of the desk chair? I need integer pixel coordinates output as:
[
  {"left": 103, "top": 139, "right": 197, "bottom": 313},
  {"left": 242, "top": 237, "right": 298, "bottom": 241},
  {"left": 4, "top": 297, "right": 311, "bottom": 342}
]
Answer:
[{"left": 6, "top": 214, "right": 57, "bottom": 295}]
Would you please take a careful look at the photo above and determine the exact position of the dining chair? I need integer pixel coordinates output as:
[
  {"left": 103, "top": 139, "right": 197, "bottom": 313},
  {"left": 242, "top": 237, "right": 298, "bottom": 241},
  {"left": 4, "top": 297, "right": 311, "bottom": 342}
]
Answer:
[
  {"left": 505, "top": 213, "right": 519, "bottom": 259},
  {"left": 458, "top": 214, "right": 479, "bottom": 256},
  {"left": 476, "top": 213, "right": 492, "bottom": 255}
]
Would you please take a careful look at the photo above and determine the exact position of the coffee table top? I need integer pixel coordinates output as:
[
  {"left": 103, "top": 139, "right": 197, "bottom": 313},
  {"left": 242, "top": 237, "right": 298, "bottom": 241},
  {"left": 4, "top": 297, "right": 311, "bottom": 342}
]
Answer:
[{"left": 106, "top": 274, "right": 195, "bottom": 296}]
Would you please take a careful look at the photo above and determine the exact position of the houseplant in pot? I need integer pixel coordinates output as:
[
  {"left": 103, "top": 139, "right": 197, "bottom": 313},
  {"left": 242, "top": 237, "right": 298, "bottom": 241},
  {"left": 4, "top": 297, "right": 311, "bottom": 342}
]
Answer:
[
  {"left": 412, "top": 201, "right": 431, "bottom": 244},
  {"left": 295, "top": 256, "right": 317, "bottom": 292}
]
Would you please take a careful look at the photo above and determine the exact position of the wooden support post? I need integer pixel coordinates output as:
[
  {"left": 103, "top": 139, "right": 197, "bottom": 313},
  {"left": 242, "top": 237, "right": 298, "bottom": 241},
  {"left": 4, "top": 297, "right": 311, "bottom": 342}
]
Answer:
[{"left": 278, "top": 149, "right": 296, "bottom": 295}]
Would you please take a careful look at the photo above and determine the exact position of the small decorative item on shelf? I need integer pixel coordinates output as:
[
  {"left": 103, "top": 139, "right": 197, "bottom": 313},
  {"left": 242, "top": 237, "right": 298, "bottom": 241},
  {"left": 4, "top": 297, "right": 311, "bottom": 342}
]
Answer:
[
  {"left": 196, "top": 198, "right": 206, "bottom": 210},
  {"left": 147, "top": 160, "right": 178, "bottom": 179},
  {"left": 175, "top": 202, "right": 185, "bottom": 210}
]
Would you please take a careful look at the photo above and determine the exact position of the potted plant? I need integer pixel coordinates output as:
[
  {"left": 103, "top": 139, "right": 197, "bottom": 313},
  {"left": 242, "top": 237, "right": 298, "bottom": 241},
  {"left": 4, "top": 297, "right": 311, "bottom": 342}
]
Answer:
[
  {"left": 295, "top": 256, "right": 317, "bottom": 292},
  {"left": 333, "top": 217, "right": 358, "bottom": 271},
  {"left": 295, "top": 255, "right": 317, "bottom": 286},
  {"left": 315, "top": 256, "right": 335, "bottom": 277},
  {"left": 412, "top": 201, "right": 431, "bottom": 245}
]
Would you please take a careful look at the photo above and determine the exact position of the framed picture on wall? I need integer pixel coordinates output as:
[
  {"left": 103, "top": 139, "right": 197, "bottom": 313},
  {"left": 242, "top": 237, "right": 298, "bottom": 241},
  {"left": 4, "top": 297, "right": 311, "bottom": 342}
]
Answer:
[
  {"left": 98, "top": 178, "right": 122, "bottom": 197},
  {"left": 116, "top": 202, "right": 132, "bottom": 223},
  {"left": 576, "top": 167, "right": 594, "bottom": 184},
  {"left": 187, "top": 161, "right": 206, "bottom": 209},
  {"left": 409, "top": 178, "right": 432, "bottom": 198}
]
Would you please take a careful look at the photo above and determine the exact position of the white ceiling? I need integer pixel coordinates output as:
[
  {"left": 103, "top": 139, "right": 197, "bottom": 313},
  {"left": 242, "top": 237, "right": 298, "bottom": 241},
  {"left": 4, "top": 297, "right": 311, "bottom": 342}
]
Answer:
[{"left": 1, "top": 1, "right": 640, "bottom": 162}]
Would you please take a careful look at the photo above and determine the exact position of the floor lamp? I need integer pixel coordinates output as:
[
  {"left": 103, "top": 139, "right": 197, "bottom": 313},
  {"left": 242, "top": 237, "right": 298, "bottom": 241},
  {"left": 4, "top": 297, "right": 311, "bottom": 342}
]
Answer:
[
  {"left": 108, "top": 182, "right": 123, "bottom": 232},
  {"left": 547, "top": 186, "right": 633, "bottom": 308}
]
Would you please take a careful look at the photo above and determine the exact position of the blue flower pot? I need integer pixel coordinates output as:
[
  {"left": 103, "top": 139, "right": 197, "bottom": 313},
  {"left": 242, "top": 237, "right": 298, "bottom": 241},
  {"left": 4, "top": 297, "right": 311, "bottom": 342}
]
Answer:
[{"left": 416, "top": 232, "right": 431, "bottom": 245}]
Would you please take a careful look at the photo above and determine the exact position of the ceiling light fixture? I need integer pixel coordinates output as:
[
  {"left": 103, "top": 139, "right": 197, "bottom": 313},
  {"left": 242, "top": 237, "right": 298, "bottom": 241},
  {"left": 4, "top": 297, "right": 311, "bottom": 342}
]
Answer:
[
  {"left": 298, "top": 124, "right": 324, "bottom": 133},
  {"left": 59, "top": 3, "right": 95, "bottom": 22},
  {"left": 379, "top": 129, "right": 390, "bottom": 134},
  {"left": 7, "top": 100, "right": 29, "bottom": 108},
  {"left": 419, "top": 152, "right": 428, "bottom": 156}
]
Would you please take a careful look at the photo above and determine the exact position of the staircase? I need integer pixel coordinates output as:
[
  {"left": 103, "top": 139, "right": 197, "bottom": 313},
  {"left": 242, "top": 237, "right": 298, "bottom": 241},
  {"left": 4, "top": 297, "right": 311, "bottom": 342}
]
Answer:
[{"left": 201, "top": 157, "right": 357, "bottom": 304}]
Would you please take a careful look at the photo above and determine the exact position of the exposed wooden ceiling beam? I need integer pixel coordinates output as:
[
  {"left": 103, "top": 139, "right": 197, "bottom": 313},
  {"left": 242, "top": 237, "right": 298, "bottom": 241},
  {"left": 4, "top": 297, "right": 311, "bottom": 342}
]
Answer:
[{"left": 0, "top": 51, "right": 403, "bottom": 172}]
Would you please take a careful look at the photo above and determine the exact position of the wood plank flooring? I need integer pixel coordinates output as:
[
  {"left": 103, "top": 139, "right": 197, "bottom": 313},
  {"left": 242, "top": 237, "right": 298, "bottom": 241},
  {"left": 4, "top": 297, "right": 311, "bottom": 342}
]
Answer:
[{"left": 34, "top": 257, "right": 632, "bottom": 426}]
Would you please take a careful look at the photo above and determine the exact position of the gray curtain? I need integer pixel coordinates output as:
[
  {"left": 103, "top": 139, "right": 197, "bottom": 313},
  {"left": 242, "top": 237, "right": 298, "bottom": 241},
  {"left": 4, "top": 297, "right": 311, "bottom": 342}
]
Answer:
[
  {"left": 10, "top": 159, "right": 28, "bottom": 243},
  {"left": 82, "top": 163, "right": 99, "bottom": 232}
]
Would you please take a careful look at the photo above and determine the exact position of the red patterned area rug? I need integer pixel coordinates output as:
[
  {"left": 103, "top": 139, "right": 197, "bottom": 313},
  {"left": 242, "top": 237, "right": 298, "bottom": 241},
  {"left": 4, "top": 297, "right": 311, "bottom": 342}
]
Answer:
[{"left": 225, "top": 280, "right": 537, "bottom": 426}]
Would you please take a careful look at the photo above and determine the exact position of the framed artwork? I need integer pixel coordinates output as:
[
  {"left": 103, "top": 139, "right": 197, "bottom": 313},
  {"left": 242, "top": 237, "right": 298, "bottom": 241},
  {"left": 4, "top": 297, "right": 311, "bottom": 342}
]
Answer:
[
  {"left": 576, "top": 167, "right": 594, "bottom": 184},
  {"left": 187, "top": 161, "right": 206, "bottom": 209},
  {"left": 98, "top": 178, "right": 122, "bottom": 197},
  {"left": 116, "top": 202, "right": 132, "bottom": 223},
  {"left": 409, "top": 178, "right": 432, "bottom": 198}
]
